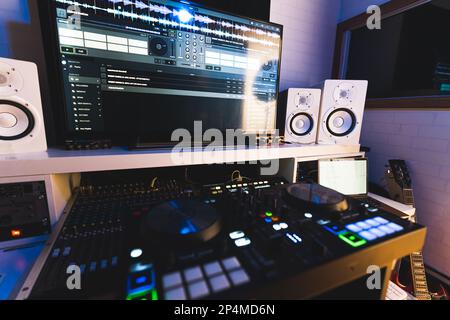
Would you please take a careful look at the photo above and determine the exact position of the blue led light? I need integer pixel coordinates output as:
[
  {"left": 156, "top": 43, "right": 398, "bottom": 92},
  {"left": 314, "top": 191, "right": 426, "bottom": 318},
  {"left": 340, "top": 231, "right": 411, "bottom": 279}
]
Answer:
[
  {"left": 265, "top": 218, "right": 272, "bottom": 223},
  {"left": 180, "top": 227, "right": 191, "bottom": 235},
  {"left": 136, "top": 276, "right": 147, "bottom": 285},
  {"left": 177, "top": 9, "right": 194, "bottom": 23},
  {"left": 127, "top": 264, "right": 155, "bottom": 296}
]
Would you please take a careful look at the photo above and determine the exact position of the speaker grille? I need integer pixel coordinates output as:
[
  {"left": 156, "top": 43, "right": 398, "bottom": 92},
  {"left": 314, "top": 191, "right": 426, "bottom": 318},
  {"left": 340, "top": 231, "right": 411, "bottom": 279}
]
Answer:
[
  {"left": 289, "top": 112, "right": 314, "bottom": 136},
  {"left": 325, "top": 108, "right": 356, "bottom": 137},
  {"left": 0, "top": 100, "right": 35, "bottom": 141}
]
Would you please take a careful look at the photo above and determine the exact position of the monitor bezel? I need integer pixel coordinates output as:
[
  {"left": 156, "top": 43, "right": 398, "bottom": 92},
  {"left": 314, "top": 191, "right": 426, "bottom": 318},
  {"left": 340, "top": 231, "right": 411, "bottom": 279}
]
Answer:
[{"left": 38, "top": 0, "right": 284, "bottom": 146}]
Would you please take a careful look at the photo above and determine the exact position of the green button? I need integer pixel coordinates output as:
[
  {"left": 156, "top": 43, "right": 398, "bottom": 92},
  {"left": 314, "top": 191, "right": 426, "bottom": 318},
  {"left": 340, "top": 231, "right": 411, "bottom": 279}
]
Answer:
[
  {"left": 339, "top": 231, "right": 367, "bottom": 248},
  {"left": 265, "top": 212, "right": 273, "bottom": 217},
  {"left": 126, "top": 289, "right": 158, "bottom": 301}
]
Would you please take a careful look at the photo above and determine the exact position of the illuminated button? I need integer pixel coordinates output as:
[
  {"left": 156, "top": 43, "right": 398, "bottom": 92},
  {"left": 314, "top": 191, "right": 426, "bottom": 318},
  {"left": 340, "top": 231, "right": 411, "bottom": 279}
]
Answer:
[
  {"left": 265, "top": 212, "right": 273, "bottom": 217},
  {"left": 286, "top": 233, "right": 302, "bottom": 244},
  {"left": 359, "top": 231, "right": 377, "bottom": 241},
  {"left": 162, "top": 272, "right": 182, "bottom": 289},
  {"left": 346, "top": 224, "right": 363, "bottom": 233},
  {"left": 63, "top": 247, "right": 71, "bottom": 257},
  {"left": 387, "top": 222, "right": 404, "bottom": 232},
  {"left": 185, "top": 41, "right": 190, "bottom": 45},
  {"left": 264, "top": 218, "right": 272, "bottom": 223},
  {"left": 229, "top": 231, "right": 245, "bottom": 240},
  {"left": 185, "top": 34, "right": 190, "bottom": 38},
  {"left": 185, "top": 47, "right": 190, "bottom": 52},
  {"left": 229, "top": 269, "right": 250, "bottom": 286},
  {"left": 209, "top": 274, "right": 230, "bottom": 293},
  {"left": 133, "top": 274, "right": 151, "bottom": 287},
  {"left": 365, "top": 219, "right": 381, "bottom": 227},
  {"left": 130, "top": 248, "right": 143, "bottom": 258},
  {"left": 279, "top": 223, "right": 288, "bottom": 229},
  {"left": 235, "top": 237, "right": 251, "bottom": 247},
  {"left": 339, "top": 231, "right": 367, "bottom": 247},
  {"left": 370, "top": 227, "right": 387, "bottom": 237},
  {"left": 272, "top": 216, "right": 280, "bottom": 222},
  {"left": 188, "top": 280, "right": 209, "bottom": 299},
  {"left": 356, "top": 221, "right": 371, "bottom": 230},
  {"left": 203, "top": 261, "right": 222, "bottom": 277},
  {"left": 11, "top": 229, "right": 21, "bottom": 238},
  {"left": 183, "top": 266, "right": 203, "bottom": 283},
  {"left": 304, "top": 213, "right": 313, "bottom": 219},
  {"left": 51, "top": 248, "right": 61, "bottom": 258},
  {"left": 379, "top": 225, "right": 395, "bottom": 234},
  {"left": 374, "top": 217, "right": 389, "bottom": 225},
  {"left": 222, "top": 257, "right": 241, "bottom": 271},
  {"left": 367, "top": 207, "right": 379, "bottom": 213},
  {"left": 193, "top": 42, "right": 197, "bottom": 46},
  {"left": 273, "top": 224, "right": 282, "bottom": 231},
  {"left": 165, "top": 287, "right": 186, "bottom": 300}
]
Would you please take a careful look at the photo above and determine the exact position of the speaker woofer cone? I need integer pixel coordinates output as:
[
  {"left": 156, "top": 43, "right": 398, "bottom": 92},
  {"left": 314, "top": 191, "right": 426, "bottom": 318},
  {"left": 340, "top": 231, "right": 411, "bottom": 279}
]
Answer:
[
  {"left": 289, "top": 112, "right": 314, "bottom": 136},
  {"left": 0, "top": 100, "right": 35, "bottom": 141},
  {"left": 325, "top": 108, "right": 356, "bottom": 137}
]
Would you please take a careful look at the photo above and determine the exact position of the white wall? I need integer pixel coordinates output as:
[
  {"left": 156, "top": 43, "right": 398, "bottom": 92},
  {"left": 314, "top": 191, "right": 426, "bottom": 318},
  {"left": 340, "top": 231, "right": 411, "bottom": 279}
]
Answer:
[
  {"left": 344, "top": 0, "right": 450, "bottom": 276},
  {"left": 271, "top": 0, "right": 341, "bottom": 90}
]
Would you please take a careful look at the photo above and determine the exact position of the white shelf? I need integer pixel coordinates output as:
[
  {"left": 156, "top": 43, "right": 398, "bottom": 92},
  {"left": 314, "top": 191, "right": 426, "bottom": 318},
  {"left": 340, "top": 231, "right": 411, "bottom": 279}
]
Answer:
[{"left": 0, "top": 144, "right": 360, "bottom": 178}]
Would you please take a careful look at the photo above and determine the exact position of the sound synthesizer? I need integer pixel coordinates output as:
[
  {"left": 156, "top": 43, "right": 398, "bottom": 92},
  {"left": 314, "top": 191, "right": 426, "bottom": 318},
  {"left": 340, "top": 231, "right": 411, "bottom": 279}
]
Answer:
[{"left": 16, "top": 177, "right": 426, "bottom": 300}]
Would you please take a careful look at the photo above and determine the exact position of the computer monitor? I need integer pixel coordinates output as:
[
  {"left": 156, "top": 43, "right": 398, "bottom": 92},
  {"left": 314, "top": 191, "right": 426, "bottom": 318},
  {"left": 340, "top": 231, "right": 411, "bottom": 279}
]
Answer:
[
  {"left": 318, "top": 158, "right": 368, "bottom": 196},
  {"left": 39, "top": 0, "right": 283, "bottom": 145}
]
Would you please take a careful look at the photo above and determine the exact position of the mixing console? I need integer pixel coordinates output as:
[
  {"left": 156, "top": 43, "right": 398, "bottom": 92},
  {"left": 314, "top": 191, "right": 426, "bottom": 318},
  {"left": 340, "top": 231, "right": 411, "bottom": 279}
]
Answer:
[{"left": 17, "top": 178, "right": 426, "bottom": 300}]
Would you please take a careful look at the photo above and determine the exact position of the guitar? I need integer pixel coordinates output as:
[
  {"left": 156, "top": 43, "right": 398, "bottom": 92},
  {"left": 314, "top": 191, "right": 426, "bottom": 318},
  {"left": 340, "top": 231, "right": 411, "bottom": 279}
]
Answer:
[{"left": 386, "top": 160, "right": 432, "bottom": 300}]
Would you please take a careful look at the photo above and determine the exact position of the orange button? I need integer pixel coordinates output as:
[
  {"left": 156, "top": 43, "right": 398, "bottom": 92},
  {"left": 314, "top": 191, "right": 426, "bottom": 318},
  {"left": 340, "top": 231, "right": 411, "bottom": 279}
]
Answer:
[{"left": 11, "top": 229, "right": 22, "bottom": 237}]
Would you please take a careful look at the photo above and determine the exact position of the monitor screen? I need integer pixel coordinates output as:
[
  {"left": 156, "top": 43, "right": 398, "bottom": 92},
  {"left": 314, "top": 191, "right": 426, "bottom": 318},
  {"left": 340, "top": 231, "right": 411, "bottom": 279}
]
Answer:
[
  {"left": 318, "top": 158, "right": 367, "bottom": 196},
  {"left": 345, "top": 0, "right": 450, "bottom": 99},
  {"left": 44, "top": 0, "right": 283, "bottom": 144}
]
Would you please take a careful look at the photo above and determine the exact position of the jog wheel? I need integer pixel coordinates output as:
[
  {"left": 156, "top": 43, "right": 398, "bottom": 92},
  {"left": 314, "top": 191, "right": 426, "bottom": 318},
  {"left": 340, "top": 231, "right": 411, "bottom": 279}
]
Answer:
[
  {"left": 149, "top": 37, "right": 168, "bottom": 56},
  {"left": 285, "top": 183, "right": 349, "bottom": 212},
  {"left": 140, "top": 199, "right": 222, "bottom": 246}
]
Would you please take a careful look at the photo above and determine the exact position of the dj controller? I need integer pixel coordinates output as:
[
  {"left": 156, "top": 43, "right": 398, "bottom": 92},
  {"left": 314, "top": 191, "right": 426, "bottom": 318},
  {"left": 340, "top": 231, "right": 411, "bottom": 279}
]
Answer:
[{"left": 16, "top": 177, "right": 426, "bottom": 300}]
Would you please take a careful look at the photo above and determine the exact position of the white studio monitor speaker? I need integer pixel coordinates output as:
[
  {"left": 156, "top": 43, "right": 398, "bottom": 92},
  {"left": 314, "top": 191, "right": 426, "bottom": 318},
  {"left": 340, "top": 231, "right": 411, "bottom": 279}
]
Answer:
[
  {"left": 0, "top": 57, "right": 47, "bottom": 155},
  {"left": 279, "top": 88, "right": 322, "bottom": 144},
  {"left": 317, "top": 80, "right": 368, "bottom": 145}
]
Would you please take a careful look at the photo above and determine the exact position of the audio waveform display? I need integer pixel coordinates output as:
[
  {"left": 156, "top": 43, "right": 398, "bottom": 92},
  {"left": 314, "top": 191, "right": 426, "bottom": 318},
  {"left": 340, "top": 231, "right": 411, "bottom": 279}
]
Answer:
[{"left": 56, "top": 0, "right": 281, "bottom": 47}]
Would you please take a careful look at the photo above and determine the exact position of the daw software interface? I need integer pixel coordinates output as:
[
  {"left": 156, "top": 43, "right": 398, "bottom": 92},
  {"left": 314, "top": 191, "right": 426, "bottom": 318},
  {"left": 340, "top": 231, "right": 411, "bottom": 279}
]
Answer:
[{"left": 51, "top": 0, "right": 282, "bottom": 140}]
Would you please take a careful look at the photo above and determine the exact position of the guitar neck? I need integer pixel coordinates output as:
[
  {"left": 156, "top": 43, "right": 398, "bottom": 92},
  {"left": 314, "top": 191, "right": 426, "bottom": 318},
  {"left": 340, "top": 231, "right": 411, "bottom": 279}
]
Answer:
[
  {"left": 410, "top": 251, "right": 431, "bottom": 300},
  {"left": 389, "top": 161, "right": 431, "bottom": 300},
  {"left": 402, "top": 189, "right": 415, "bottom": 206},
  {"left": 408, "top": 197, "right": 431, "bottom": 300}
]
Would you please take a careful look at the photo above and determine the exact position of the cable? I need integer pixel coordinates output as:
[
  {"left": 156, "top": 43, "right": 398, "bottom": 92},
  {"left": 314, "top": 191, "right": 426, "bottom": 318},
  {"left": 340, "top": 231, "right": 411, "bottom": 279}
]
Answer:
[
  {"left": 230, "top": 170, "right": 251, "bottom": 183},
  {"left": 150, "top": 177, "right": 158, "bottom": 189}
]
